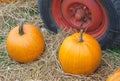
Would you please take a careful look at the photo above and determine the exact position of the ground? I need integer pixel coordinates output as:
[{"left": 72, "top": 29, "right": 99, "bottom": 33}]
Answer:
[{"left": 0, "top": 0, "right": 120, "bottom": 81}]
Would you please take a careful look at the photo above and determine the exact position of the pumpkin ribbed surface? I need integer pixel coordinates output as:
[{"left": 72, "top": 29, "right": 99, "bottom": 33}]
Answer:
[
  {"left": 106, "top": 69, "right": 120, "bottom": 81},
  {"left": 6, "top": 24, "right": 45, "bottom": 63},
  {"left": 59, "top": 32, "right": 102, "bottom": 75}
]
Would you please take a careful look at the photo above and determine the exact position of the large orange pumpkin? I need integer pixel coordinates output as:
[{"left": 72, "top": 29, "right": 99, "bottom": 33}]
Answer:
[
  {"left": 59, "top": 30, "right": 102, "bottom": 75},
  {"left": 106, "top": 68, "right": 120, "bottom": 81},
  {"left": 6, "top": 22, "right": 45, "bottom": 63}
]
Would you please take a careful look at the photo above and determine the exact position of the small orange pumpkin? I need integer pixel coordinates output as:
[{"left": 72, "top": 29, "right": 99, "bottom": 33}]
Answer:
[
  {"left": 59, "top": 30, "right": 102, "bottom": 75},
  {"left": 106, "top": 68, "right": 120, "bottom": 81},
  {"left": 6, "top": 22, "right": 45, "bottom": 63}
]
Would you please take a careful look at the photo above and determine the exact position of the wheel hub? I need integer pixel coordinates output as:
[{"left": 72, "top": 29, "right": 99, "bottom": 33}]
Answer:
[
  {"left": 61, "top": 0, "right": 102, "bottom": 31},
  {"left": 74, "top": 8, "right": 87, "bottom": 21}
]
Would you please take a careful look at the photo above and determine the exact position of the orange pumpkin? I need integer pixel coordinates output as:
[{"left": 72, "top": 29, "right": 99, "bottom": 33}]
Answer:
[
  {"left": 6, "top": 22, "right": 45, "bottom": 63},
  {"left": 106, "top": 68, "right": 120, "bottom": 81},
  {"left": 0, "top": 0, "right": 15, "bottom": 3},
  {"left": 59, "top": 30, "right": 102, "bottom": 75}
]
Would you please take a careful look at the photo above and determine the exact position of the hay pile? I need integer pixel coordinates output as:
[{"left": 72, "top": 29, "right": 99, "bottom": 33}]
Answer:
[{"left": 0, "top": 0, "right": 120, "bottom": 81}]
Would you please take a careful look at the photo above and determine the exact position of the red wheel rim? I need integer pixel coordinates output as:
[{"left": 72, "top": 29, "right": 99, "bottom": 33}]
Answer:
[{"left": 52, "top": 0, "right": 108, "bottom": 39}]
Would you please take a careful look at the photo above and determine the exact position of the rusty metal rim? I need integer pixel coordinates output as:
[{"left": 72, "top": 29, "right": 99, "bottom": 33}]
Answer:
[{"left": 52, "top": 0, "right": 108, "bottom": 39}]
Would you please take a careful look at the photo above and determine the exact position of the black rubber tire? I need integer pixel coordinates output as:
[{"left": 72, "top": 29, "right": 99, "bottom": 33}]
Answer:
[
  {"left": 111, "top": 0, "right": 120, "bottom": 47},
  {"left": 38, "top": 0, "right": 120, "bottom": 49}
]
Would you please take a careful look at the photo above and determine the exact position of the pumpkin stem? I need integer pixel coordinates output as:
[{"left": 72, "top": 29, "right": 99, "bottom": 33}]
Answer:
[
  {"left": 19, "top": 21, "right": 24, "bottom": 35},
  {"left": 79, "top": 30, "right": 84, "bottom": 42}
]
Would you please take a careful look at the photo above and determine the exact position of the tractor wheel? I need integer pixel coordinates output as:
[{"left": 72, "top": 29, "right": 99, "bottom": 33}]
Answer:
[{"left": 38, "top": 0, "right": 120, "bottom": 49}]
